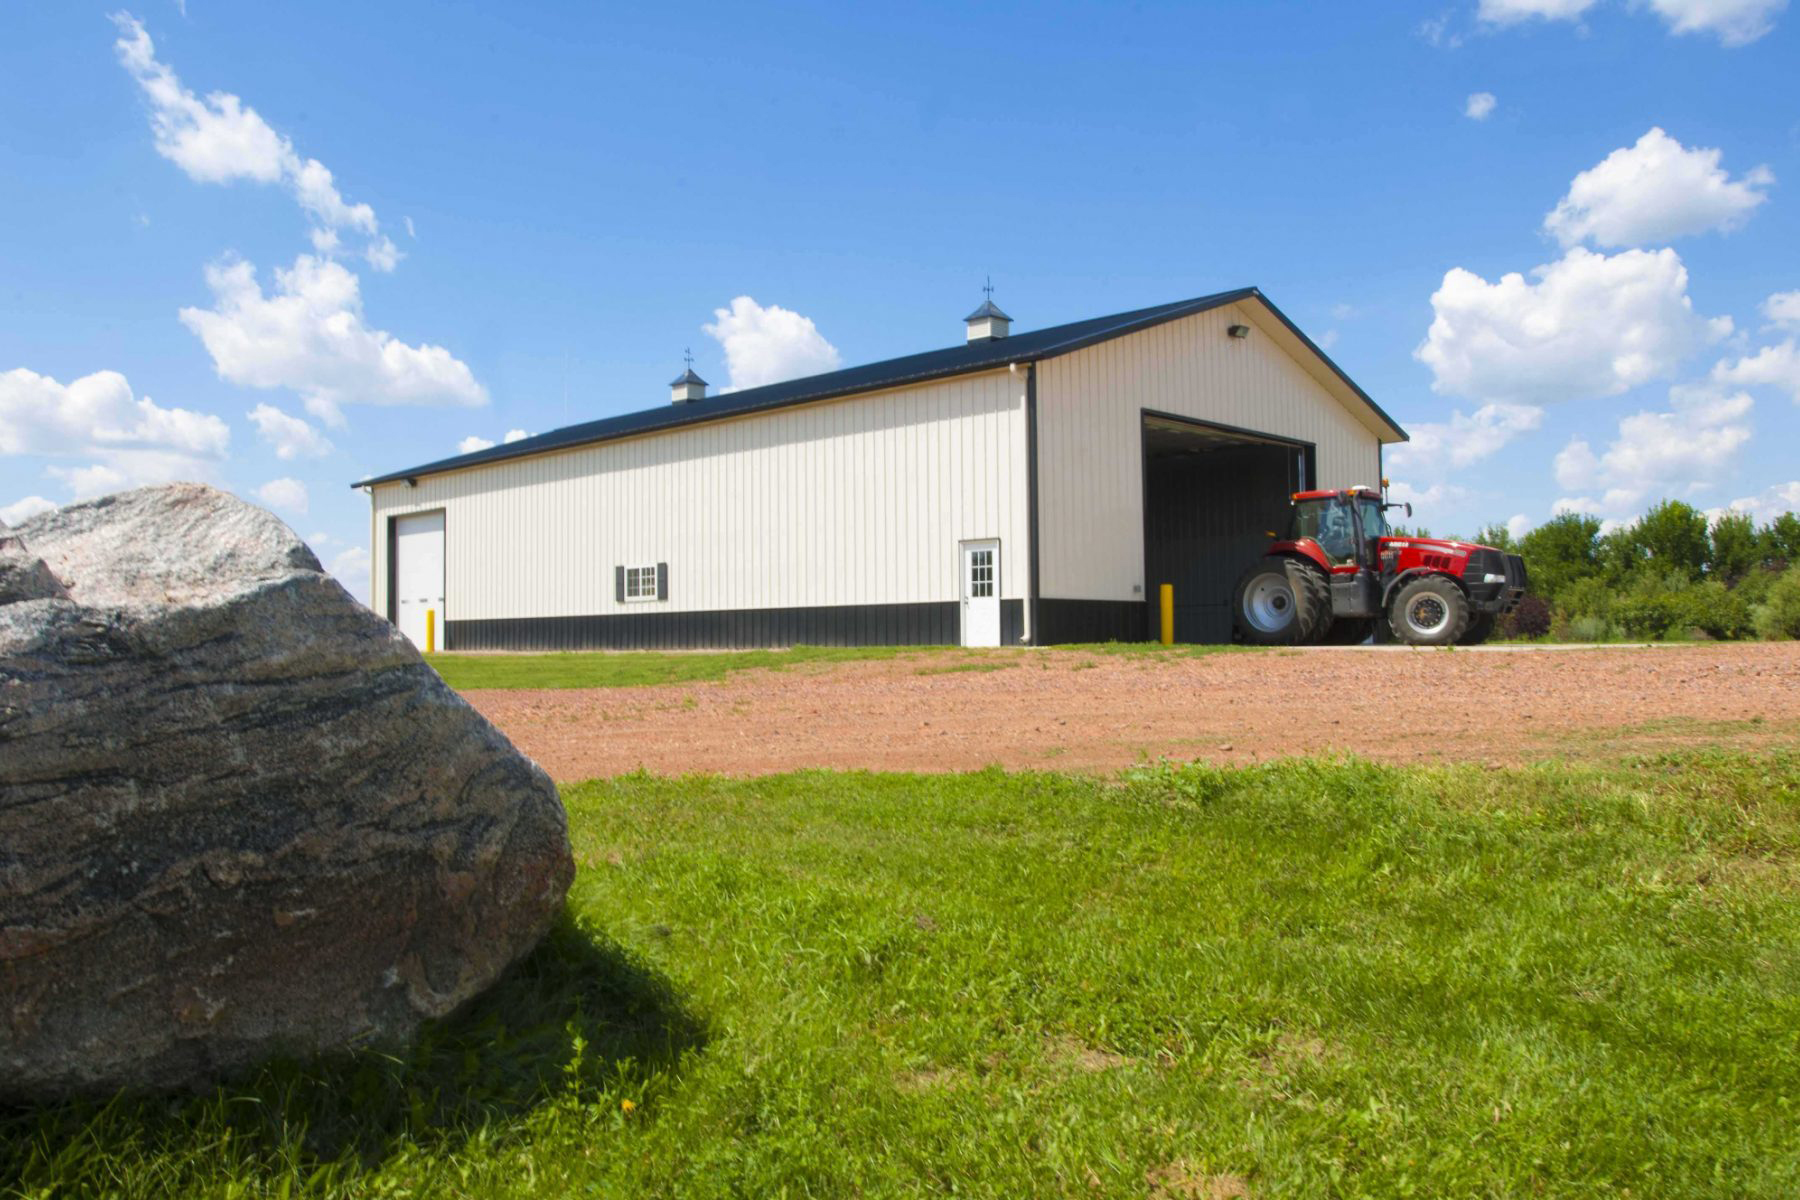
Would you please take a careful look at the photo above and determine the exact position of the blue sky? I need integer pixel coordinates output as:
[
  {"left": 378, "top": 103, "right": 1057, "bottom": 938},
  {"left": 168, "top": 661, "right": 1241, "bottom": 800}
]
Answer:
[{"left": 4, "top": 0, "right": 1798, "bottom": 598}]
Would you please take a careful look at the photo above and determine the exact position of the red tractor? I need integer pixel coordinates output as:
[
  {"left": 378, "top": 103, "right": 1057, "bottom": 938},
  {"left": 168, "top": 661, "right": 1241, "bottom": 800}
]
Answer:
[{"left": 1232, "top": 485, "right": 1528, "bottom": 647}]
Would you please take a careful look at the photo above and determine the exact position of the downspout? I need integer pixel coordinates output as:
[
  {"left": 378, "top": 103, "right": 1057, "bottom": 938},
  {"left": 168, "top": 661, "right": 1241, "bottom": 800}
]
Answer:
[{"left": 1025, "top": 361, "right": 1040, "bottom": 646}]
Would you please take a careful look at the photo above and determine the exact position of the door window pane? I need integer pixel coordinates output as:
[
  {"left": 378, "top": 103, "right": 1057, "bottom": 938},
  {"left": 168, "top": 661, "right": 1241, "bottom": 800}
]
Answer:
[{"left": 968, "top": 548, "right": 994, "bottom": 598}]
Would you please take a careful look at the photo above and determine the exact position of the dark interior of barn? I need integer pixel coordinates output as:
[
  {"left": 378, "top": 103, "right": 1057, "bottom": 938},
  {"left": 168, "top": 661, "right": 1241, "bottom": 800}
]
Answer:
[{"left": 1141, "top": 415, "right": 1312, "bottom": 642}]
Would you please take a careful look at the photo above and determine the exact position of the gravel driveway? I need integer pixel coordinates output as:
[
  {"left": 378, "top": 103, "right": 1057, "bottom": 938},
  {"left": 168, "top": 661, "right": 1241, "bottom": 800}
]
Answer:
[{"left": 463, "top": 642, "right": 1800, "bottom": 779}]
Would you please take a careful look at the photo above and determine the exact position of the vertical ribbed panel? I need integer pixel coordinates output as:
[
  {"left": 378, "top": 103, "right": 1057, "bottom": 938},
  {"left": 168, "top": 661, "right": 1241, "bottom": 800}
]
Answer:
[
  {"left": 370, "top": 369, "right": 1029, "bottom": 625},
  {"left": 1036, "top": 302, "right": 1386, "bottom": 601}
]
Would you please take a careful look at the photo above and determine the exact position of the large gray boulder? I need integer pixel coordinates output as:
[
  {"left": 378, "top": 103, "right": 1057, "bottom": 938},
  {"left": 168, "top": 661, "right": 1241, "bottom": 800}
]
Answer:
[
  {"left": 0, "top": 519, "right": 67, "bottom": 605},
  {"left": 0, "top": 484, "right": 573, "bottom": 1100}
]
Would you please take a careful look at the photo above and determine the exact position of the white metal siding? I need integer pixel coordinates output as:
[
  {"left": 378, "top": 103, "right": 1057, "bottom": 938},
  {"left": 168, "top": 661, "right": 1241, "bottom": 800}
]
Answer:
[
  {"left": 369, "top": 369, "right": 1029, "bottom": 621},
  {"left": 1036, "top": 302, "right": 1388, "bottom": 601}
]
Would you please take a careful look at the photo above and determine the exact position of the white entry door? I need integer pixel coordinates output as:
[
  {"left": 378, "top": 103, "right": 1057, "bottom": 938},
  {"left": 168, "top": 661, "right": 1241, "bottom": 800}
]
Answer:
[
  {"left": 960, "top": 539, "right": 1000, "bottom": 648},
  {"left": 394, "top": 511, "right": 445, "bottom": 651}
]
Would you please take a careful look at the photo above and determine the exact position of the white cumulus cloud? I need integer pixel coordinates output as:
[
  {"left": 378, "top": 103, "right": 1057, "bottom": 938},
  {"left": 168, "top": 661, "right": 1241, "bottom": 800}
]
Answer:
[
  {"left": 455, "top": 428, "right": 529, "bottom": 455},
  {"left": 1544, "top": 128, "right": 1774, "bottom": 248},
  {"left": 0, "top": 367, "right": 230, "bottom": 499},
  {"left": 1386, "top": 480, "right": 1473, "bottom": 512},
  {"left": 1478, "top": 0, "right": 1600, "bottom": 23},
  {"left": 1764, "top": 291, "right": 1800, "bottom": 329},
  {"left": 180, "top": 254, "right": 486, "bottom": 426},
  {"left": 112, "top": 13, "right": 398, "bottom": 270},
  {"left": 1478, "top": 0, "right": 1785, "bottom": 42},
  {"left": 365, "top": 236, "right": 401, "bottom": 274},
  {"left": 1416, "top": 246, "right": 1730, "bottom": 405},
  {"left": 47, "top": 465, "right": 136, "bottom": 501},
  {"left": 248, "top": 401, "right": 333, "bottom": 459},
  {"left": 1506, "top": 513, "right": 1534, "bottom": 540},
  {"left": 254, "top": 476, "right": 308, "bottom": 514},
  {"left": 1465, "top": 92, "right": 1497, "bottom": 120},
  {"left": 1552, "top": 385, "right": 1753, "bottom": 514},
  {"left": 327, "top": 545, "right": 371, "bottom": 606},
  {"left": 1387, "top": 402, "right": 1544, "bottom": 472},
  {"left": 1713, "top": 339, "right": 1800, "bottom": 402},
  {"left": 1553, "top": 438, "right": 1602, "bottom": 491},
  {"left": 1721, "top": 480, "right": 1800, "bottom": 523},
  {"left": 704, "top": 297, "right": 842, "bottom": 392},
  {"left": 0, "top": 495, "right": 58, "bottom": 526},
  {"left": 1641, "top": 0, "right": 1787, "bottom": 45}
]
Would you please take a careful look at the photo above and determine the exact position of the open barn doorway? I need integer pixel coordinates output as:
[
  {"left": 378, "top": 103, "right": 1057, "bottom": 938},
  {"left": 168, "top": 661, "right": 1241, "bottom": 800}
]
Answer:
[{"left": 1142, "top": 413, "right": 1313, "bottom": 643}]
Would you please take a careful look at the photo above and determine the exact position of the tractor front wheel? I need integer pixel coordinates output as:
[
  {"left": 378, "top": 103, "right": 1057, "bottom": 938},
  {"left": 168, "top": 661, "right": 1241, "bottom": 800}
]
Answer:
[
  {"left": 1233, "top": 558, "right": 1332, "bottom": 646},
  {"left": 1388, "top": 576, "right": 1471, "bottom": 647}
]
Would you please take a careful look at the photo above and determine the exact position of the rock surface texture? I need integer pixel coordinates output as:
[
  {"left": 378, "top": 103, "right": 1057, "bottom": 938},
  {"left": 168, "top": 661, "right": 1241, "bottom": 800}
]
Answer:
[{"left": 0, "top": 485, "right": 573, "bottom": 1100}]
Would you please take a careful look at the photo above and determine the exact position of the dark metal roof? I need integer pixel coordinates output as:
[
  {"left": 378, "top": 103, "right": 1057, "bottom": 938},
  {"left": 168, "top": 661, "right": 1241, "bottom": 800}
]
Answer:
[
  {"left": 964, "top": 299, "right": 1012, "bottom": 321},
  {"left": 669, "top": 367, "right": 707, "bottom": 386},
  {"left": 352, "top": 287, "right": 1405, "bottom": 488}
]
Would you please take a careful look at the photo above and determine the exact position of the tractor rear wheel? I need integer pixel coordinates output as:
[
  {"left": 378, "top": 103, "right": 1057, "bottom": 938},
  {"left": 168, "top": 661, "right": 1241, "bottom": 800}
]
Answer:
[
  {"left": 1233, "top": 557, "right": 1332, "bottom": 646},
  {"left": 1389, "top": 576, "right": 1470, "bottom": 647},
  {"left": 1458, "top": 612, "right": 1497, "bottom": 646}
]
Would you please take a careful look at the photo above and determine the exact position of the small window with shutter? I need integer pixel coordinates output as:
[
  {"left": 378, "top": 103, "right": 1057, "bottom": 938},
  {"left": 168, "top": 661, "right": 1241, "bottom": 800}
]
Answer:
[{"left": 618, "top": 563, "right": 668, "bottom": 602}]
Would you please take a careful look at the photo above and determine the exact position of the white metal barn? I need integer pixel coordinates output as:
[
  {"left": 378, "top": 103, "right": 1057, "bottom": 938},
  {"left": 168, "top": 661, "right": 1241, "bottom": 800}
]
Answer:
[{"left": 354, "top": 289, "right": 1407, "bottom": 651}]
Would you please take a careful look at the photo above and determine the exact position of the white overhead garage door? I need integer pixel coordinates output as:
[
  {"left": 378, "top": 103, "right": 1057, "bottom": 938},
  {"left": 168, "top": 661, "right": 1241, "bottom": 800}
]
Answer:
[{"left": 394, "top": 511, "right": 445, "bottom": 651}]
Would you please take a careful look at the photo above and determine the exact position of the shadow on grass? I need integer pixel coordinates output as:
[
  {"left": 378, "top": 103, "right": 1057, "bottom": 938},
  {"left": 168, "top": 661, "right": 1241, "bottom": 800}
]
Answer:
[{"left": 1, "top": 914, "right": 704, "bottom": 1186}]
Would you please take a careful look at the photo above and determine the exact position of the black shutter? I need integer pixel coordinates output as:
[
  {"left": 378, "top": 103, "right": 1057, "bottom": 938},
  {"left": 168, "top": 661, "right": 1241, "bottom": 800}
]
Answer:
[
  {"left": 615, "top": 565, "right": 625, "bottom": 603},
  {"left": 656, "top": 562, "right": 669, "bottom": 600}
]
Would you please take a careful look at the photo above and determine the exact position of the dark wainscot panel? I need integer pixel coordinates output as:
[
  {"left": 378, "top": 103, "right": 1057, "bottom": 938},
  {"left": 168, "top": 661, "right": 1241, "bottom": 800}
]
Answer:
[{"left": 449, "top": 600, "right": 1029, "bottom": 651}]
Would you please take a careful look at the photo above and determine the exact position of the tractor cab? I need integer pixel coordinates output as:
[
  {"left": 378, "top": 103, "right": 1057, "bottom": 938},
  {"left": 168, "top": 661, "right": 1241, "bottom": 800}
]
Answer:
[{"left": 1285, "top": 487, "right": 1393, "bottom": 570}]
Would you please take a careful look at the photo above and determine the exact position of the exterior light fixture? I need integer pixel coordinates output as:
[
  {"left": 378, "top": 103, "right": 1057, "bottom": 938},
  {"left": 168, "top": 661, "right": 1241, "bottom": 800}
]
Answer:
[{"left": 1226, "top": 324, "right": 1250, "bottom": 339}]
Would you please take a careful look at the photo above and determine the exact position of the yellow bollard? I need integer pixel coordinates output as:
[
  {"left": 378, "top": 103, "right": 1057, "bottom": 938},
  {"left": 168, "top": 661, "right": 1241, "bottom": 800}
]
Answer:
[
  {"left": 426, "top": 608, "right": 436, "bottom": 655},
  {"left": 1159, "top": 584, "right": 1174, "bottom": 646}
]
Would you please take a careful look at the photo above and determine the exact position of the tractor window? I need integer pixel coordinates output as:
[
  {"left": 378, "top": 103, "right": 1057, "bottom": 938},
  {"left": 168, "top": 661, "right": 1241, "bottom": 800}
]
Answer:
[
  {"left": 1292, "top": 498, "right": 1358, "bottom": 566},
  {"left": 1358, "top": 498, "right": 1389, "bottom": 541}
]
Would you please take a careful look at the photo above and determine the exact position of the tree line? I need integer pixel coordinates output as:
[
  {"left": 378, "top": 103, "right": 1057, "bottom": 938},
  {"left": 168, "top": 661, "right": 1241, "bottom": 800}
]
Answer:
[{"left": 1436, "top": 501, "right": 1800, "bottom": 641}]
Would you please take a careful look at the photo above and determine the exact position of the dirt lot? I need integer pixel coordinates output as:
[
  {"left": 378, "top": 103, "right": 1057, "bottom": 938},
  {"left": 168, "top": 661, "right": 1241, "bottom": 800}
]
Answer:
[{"left": 464, "top": 642, "right": 1800, "bottom": 780}]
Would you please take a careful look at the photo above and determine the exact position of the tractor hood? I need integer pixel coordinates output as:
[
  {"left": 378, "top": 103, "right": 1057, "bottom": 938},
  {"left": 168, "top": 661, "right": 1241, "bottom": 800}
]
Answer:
[{"left": 1379, "top": 535, "right": 1503, "bottom": 556}]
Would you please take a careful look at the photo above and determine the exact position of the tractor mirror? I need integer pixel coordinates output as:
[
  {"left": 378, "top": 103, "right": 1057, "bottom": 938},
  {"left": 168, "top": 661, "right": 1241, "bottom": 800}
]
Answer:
[{"left": 1385, "top": 502, "right": 1412, "bottom": 518}]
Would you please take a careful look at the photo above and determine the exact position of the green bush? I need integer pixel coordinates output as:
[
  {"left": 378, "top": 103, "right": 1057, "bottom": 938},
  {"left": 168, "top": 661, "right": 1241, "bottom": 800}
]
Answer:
[
  {"left": 1753, "top": 567, "right": 1800, "bottom": 640},
  {"left": 1568, "top": 615, "right": 1614, "bottom": 642},
  {"left": 1686, "top": 580, "right": 1753, "bottom": 640},
  {"left": 1735, "top": 566, "right": 1781, "bottom": 610},
  {"left": 1613, "top": 591, "right": 1692, "bottom": 640},
  {"left": 1610, "top": 576, "right": 1752, "bottom": 641},
  {"left": 1560, "top": 575, "right": 1615, "bottom": 621}
]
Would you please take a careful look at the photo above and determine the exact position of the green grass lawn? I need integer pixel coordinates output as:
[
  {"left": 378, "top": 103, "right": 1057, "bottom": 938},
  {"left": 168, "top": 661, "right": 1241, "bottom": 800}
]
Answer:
[
  {"left": 428, "top": 641, "right": 1255, "bottom": 690},
  {"left": 6, "top": 754, "right": 1800, "bottom": 1197},
  {"left": 425, "top": 644, "right": 933, "bottom": 689}
]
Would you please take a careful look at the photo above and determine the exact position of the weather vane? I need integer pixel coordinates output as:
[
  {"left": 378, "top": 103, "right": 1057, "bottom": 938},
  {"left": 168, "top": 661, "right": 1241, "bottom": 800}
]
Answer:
[
  {"left": 683, "top": 346, "right": 694, "bottom": 369},
  {"left": 982, "top": 275, "right": 995, "bottom": 301}
]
